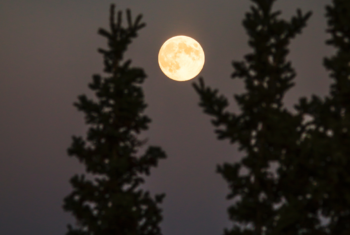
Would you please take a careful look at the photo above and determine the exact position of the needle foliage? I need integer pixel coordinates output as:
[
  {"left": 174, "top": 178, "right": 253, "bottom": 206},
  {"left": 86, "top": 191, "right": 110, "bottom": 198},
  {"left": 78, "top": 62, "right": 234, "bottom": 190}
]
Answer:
[
  {"left": 193, "top": 0, "right": 325, "bottom": 234},
  {"left": 194, "top": 0, "right": 350, "bottom": 234},
  {"left": 294, "top": 0, "right": 350, "bottom": 234},
  {"left": 63, "top": 5, "right": 166, "bottom": 235}
]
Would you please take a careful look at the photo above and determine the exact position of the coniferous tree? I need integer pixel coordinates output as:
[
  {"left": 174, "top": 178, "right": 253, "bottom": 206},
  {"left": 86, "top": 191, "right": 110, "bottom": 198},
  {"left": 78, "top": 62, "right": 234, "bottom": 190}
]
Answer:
[
  {"left": 322, "top": 1, "right": 350, "bottom": 232},
  {"left": 63, "top": 5, "right": 166, "bottom": 235},
  {"left": 193, "top": 0, "right": 314, "bottom": 234},
  {"left": 294, "top": 0, "right": 350, "bottom": 233}
]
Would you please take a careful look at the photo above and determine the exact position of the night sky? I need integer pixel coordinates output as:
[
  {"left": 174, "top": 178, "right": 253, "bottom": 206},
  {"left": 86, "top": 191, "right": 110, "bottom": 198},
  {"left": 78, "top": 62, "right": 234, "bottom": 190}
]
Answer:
[{"left": 0, "top": 0, "right": 334, "bottom": 235}]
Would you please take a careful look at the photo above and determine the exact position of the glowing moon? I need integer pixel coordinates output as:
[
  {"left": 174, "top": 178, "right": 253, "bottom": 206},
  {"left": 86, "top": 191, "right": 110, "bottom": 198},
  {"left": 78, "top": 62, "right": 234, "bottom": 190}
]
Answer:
[{"left": 158, "top": 35, "right": 205, "bottom": 81}]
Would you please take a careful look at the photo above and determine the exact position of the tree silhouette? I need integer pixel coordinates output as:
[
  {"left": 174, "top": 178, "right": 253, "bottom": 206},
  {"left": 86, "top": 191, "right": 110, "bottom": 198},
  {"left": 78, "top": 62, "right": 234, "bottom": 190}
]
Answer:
[
  {"left": 63, "top": 5, "right": 166, "bottom": 235},
  {"left": 193, "top": 0, "right": 322, "bottom": 234},
  {"left": 294, "top": 0, "right": 350, "bottom": 234}
]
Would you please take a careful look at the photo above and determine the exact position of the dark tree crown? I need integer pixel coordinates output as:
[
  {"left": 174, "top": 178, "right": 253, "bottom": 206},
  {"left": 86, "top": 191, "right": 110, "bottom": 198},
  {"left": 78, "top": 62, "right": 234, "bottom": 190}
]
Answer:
[
  {"left": 63, "top": 5, "right": 166, "bottom": 235},
  {"left": 193, "top": 0, "right": 316, "bottom": 234},
  {"left": 194, "top": 0, "right": 350, "bottom": 234},
  {"left": 294, "top": 0, "right": 350, "bottom": 234}
]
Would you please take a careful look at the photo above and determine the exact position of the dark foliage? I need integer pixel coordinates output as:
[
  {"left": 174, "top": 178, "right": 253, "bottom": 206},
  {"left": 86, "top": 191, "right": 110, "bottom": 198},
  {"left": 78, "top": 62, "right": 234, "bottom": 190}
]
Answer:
[
  {"left": 192, "top": 0, "right": 326, "bottom": 234},
  {"left": 294, "top": 0, "right": 350, "bottom": 234},
  {"left": 63, "top": 5, "right": 166, "bottom": 235}
]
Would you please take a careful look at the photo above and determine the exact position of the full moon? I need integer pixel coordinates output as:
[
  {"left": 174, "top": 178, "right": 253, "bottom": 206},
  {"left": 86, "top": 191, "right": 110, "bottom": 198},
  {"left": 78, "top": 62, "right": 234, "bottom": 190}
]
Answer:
[{"left": 158, "top": 35, "right": 205, "bottom": 81}]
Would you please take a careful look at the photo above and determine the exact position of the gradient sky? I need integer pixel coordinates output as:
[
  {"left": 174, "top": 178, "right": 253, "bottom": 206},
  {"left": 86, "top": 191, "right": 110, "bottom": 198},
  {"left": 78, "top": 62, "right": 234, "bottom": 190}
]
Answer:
[{"left": 0, "top": 0, "right": 334, "bottom": 235}]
